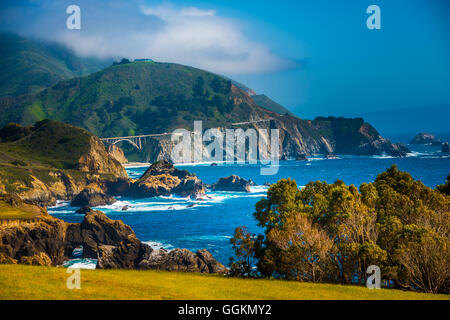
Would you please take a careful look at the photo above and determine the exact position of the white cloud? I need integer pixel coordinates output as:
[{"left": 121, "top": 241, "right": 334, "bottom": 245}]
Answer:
[{"left": 54, "top": 3, "right": 295, "bottom": 75}]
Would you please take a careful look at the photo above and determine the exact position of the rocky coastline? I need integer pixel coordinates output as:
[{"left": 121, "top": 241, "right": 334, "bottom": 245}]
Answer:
[
  {"left": 0, "top": 204, "right": 227, "bottom": 273},
  {"left": 0, "top": 119, "right": 413, "bottom": 274}
]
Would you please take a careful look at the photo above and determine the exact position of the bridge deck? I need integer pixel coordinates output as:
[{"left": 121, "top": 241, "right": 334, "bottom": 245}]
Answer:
[
  {"left": 101, "top": 133, "right": 171, "bottom": 141},
  {"left": 101, "top": 118, "right": 274, "bottom": 142}
]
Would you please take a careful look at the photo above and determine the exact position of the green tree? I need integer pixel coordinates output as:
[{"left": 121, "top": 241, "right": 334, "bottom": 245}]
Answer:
[
  {"left": 229, "top": 227, "right": 258, "bottom": 277},
  {"left": 234, "top": 165, "right": 449, "bottom": 293}
]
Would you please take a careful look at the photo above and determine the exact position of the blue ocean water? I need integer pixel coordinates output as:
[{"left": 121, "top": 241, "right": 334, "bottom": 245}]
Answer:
[{"left": 50, "top": 144, "right": 449, "bottom": 267}]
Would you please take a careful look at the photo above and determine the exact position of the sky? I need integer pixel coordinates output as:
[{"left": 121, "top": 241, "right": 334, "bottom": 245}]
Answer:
[{"left": 1, "top": 0, "right": 449, "bottom": 134}]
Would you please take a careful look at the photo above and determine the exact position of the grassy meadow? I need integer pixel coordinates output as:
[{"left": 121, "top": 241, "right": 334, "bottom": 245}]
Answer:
[{"left": 0, "top": 264, "right": 448, "bottom": 300}]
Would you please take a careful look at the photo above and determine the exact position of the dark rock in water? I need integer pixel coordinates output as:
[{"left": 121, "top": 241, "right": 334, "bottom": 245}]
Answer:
[
  {"left": 212, "top": 175, "right": 251, "bottom": 193},
  {"left": 106, "top": 178, "right": 133, "bottom": 196},
  {"left": 65, "top": 209, "right": 136, "bottom": 258},
  {"left": 137, "top": 248, "right": 228, "bottom": 274},
  {"left": 263, "top": 182, "right": 272, "bottom": 187},
  {"left": 411, "top": 133, "right": 437, "bottom": 145},
  {"left": 187, "top": 204, "right": 196, "bottom": 208},
  {"left": 210, "top": 163, "right": 218, "bottom": 166},
  {"left": 248, "top": 179, "right": 256, "bottom": 186},
  {"left": 442, "top": 142, "right": 450, "bottom": 153},
  {"left": 326, "top": 154, "right": 340, "bottom": 159},
  {"left": 75, "top": 206, "right": 93, "bottom": 214},
  {"left": 70, "top": 186, "right": 116, "bottom": 207},
  {"left": 129, "top": 161, "right": 205, "bottom": 198},
  {"left": 357, "top": 139, "right": 409, "bottom": 157},
  {"left": 122, "top": 205, "right": 131, "bottom": 211}
]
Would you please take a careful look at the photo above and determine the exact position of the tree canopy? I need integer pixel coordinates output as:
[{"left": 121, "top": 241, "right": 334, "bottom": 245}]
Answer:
[{"left": 230, "top": 165, "right": 450, "bottom": 294}]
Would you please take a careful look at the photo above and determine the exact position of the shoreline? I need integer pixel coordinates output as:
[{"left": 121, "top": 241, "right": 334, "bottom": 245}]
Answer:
[{"left": 123, "top": 162, "right": 151, "bottom": 168}]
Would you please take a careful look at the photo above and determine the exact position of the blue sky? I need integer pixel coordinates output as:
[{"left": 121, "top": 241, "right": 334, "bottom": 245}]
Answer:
[{"left": 1, "top": 0, "right": 449, "bottom": 133}]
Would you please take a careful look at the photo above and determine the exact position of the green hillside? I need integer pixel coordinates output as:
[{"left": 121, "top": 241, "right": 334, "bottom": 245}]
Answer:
[
  {"left": 251, "top": 94, "right": 294, "bottom": 116},
  {"left": 0, "top": 33, "right": 109, "bottom": 97},
  {"left": 0, "top": 120, "right": 92, "bottom": 169},
  {"left": 0, "top": 264, "right": 447, "bottom": 300},
  {"left": 0, "top": 60, "right": 264, "bottom": 137},
  {"left": 0, "top": 120, "right": 125, "bottom": 197}
]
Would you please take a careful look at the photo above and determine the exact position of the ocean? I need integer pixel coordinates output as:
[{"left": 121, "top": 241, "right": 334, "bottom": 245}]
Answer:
[{"left": 49, "top": 143, "right": 449, "bottom": 268}]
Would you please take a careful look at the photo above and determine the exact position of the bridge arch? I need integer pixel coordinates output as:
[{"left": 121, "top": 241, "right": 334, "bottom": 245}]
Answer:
[{"left": 109, "top": 139, "right": 141, "bottom": 150}]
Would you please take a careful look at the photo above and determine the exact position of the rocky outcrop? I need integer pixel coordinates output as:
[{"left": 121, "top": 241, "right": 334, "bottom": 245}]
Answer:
[
  {"left": 442, "top": 142, "right": 450, "bottom": 153},
  {"left": 96, "top": 237, "right": 152, "bottom": 269},
  {"left": 212, "top": 175, "right": 251, "bottom": 193},
  {"left": 70, "top": 185, "right": 116, "bottom": 207},
  {"left": 108, "top": 144, "right": 128, "bottom": 164},
  {"left": 136, "top": 248, "right": 227, "bottom": 274},
  {"left": 78, "top": 136, "right": 128, "bottom": 179},
  {"left": 310, "top": 118, "right": 410, "bottom": 157},
  {"left": 0, "top": 121, "right": 128, "bottom": 206},
  {"left": 65, "top": 209, "right": 136, "bottom": 258},
  {"left": 411, "top": 133, "right": 438, "bottom": 145},
  {"left": 129, "top": 161, "right": 205, "bottom": 198},
  {"left": 0, "top": 215, "right": 68, "bottom": 265},
  {"left": 0, "top": 208, "right": 226, "bottom": 274}
]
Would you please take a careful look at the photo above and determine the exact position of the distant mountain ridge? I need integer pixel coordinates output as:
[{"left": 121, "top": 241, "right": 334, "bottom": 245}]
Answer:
[
  {"left": 0, "top": 34, "right": 409, "bottom": 161},
  {"left": 0, "top": 33, "right": 110, "bottom": 97}
]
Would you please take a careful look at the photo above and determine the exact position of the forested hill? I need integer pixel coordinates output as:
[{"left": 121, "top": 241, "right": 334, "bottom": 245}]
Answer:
[
  {"left": 0, "top": 33, "right": 109, "bottom": 98},
  {"left": 0, "top": 35, "right": 409, "bottom": 158},
  {"left": 0, "top": 59, "right": 275, "bottom": 137}
]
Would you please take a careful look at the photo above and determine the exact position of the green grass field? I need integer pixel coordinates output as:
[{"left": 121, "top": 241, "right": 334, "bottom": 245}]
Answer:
[
  {"left": 0, "top": 264, "right": 447, "bottom": 300},
  {"left": 0, "top": 200, "right": 42, "bottom": 219}
]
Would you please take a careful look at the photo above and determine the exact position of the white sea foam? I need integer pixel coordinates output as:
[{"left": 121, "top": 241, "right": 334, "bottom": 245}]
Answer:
[
  {"left": 308, "top": 157, "right": 326, "bottom": 161},
  {"left": 249, "top": 185, "right": 269, "bottom": 193},
  {"left": 63, "top": 258, "right": 97, "bottom": 269},
  {"left": 178, "top": 235, "right": 232, "bottom": 242},
  {"left": 48, "top": 200, "right": 70, "bottom": 209},
  {"left": 50, "top": 210, "right": 82, "bottom": 214},
  {"left": 143, "top": 240, "right": 175, "bottom": 251},
  {"left": 49, "top": 183, "right": 269, "bottom": 216},
  {"left": 372, "top": 155, "right": 395, "bottom": 159}
]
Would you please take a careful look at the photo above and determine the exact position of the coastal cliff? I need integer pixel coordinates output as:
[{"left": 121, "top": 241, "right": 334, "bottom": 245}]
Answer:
[
  {"left": 0, "top": 120, "right": 127, "bottom": 206},
  {"left": 0, "top": 203, "right": 226, "bottom": 273}
]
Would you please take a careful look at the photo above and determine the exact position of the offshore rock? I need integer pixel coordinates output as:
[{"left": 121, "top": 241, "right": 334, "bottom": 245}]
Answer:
[
  {"left": 411, "top": 133, "right": 437, "bottom": 145},
  {"left": 65, "top": 210, "right": 135, "bottom": 259},
  {"left": 130, "top": 161, "right": 205, "bottom": 198},
  {"left": 70, "top": 185, "right": 116, "bottom": 207},
  {"left": 212, "top": 175, "right": 251, "bottom": 193}
]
